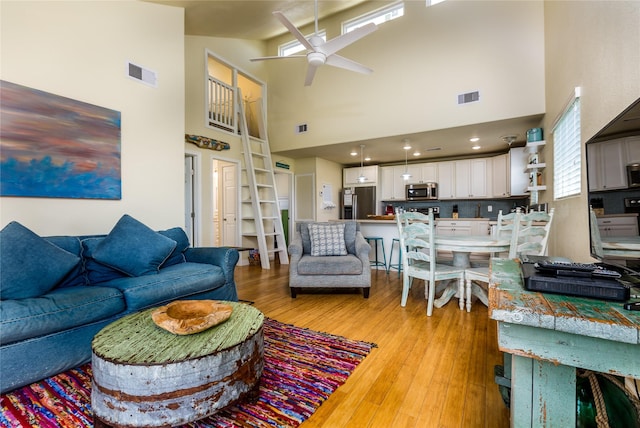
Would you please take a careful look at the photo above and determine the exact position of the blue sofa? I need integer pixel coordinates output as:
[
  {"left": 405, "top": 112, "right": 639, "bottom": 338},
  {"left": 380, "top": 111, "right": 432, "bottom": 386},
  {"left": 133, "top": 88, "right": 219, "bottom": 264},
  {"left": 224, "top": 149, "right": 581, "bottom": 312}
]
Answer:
[{"left": 0, "top": 215, "right": 239, "bottom": 393}]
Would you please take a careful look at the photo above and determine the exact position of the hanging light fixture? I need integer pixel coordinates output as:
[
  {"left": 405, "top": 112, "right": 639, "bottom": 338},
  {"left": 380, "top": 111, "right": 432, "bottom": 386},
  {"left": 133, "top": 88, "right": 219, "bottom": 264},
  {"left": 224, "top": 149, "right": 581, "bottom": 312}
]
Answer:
[
  {"left": 401, "top": 139, "right": 412, "bottom": 181},
  {"left": 357, "top": 144, "right": 367, "bottom": 183}
]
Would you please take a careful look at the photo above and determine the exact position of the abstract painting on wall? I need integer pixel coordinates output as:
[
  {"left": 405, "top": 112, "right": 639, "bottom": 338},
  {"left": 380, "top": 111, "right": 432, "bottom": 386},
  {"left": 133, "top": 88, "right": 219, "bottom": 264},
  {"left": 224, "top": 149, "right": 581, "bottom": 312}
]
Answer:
[{"left": 0, "top": 80, "right": 121, "bottom": 199}]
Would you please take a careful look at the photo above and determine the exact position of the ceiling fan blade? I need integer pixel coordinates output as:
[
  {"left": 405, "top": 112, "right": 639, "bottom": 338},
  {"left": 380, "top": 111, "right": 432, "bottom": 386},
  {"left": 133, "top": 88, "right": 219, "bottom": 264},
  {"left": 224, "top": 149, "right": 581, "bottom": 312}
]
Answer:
[
  {"left": 250, "top": 55, "right": 305, "bottom": 62},
  {"left": 273, "top": 11, "right": 314, "bottom": 51},
  {"left": 325, "top": 54, "right": 373, "bottom": 75},
  {"left": 305, "top": 64, "right": 319, "bottom": 86},
  {"left": 319, "top": 23, "right": 377, "bottom": 57}
]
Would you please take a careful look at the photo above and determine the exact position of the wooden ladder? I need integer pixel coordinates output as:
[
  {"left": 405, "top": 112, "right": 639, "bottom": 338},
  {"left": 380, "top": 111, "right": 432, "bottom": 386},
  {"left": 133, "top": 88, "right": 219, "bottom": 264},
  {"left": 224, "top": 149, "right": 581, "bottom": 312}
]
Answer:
[{"left": 237, "top": 89, "right": 288, "bottom": 269}]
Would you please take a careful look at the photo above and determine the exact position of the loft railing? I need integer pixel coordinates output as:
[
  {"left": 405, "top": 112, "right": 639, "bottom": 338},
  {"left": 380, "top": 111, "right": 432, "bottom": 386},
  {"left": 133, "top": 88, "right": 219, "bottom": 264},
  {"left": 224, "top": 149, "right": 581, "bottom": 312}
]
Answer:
[{"left": 207, "top": 76, "right": 236, "bottom": 133}]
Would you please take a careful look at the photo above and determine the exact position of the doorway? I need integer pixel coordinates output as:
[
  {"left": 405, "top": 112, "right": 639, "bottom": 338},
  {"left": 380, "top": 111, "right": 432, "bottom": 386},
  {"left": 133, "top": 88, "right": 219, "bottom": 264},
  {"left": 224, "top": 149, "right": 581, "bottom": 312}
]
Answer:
[
  {"left": 184, "top": 155, "right": 196, "bottom": 245},
  {"left": 212, "top": 157, "right": 239, "bottom": 247},
  {"left": 274, "top": 170, "right": 294, "bottom": 246}
]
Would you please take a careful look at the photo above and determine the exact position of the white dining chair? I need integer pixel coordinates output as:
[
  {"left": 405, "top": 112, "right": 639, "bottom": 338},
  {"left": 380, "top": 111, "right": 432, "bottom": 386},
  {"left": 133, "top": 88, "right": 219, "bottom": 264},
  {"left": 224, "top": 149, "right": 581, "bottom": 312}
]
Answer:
[
  {"left": 463, "top": 209, "right": 555, "bottom": 312},
  {"left": 463, "top": 210, "right": 522, "bottom": 311},
  {"left": 396, "top": 209, "right": 465, "bottom": 316}
]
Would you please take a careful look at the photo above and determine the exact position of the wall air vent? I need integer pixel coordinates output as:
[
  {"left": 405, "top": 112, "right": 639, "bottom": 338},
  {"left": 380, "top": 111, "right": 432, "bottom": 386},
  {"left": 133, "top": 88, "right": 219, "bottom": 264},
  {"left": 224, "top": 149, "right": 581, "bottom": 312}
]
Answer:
[
  {"left": 295, "top": 123, "right": 308, "bottom": 134},
  {"left": 457, "top": 91, "right": 480, "bottom": 105},
  {"left": 127, "top": 61, "right": 157, "bottom": 88}
]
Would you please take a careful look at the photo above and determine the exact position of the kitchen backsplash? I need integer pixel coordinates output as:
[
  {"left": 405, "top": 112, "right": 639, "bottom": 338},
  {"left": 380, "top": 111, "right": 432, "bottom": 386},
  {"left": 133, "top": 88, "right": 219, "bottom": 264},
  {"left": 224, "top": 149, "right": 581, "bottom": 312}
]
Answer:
[
  {"left": 590, "top": 188, "right": 640, "bottom": 214},
  {"left": 384, "top": 198, "right": 529, "bottom": 219}
]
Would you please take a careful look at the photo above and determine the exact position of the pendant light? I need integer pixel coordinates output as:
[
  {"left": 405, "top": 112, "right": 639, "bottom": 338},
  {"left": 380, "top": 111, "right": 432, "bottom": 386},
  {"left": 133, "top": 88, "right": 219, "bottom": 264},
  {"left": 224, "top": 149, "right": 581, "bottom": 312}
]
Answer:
[
  {"left": 357, "top": 144, "right": 367, "bottom": 183},
  {"left": 401, "top": 139, "right": 412, "bottom": 181}
]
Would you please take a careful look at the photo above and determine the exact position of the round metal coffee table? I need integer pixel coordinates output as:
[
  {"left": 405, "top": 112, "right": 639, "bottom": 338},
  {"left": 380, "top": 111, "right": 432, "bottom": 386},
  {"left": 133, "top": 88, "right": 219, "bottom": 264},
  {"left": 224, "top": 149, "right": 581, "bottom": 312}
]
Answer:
[{"left": 91, "top": 301, "right": 264, "bottom": 428}]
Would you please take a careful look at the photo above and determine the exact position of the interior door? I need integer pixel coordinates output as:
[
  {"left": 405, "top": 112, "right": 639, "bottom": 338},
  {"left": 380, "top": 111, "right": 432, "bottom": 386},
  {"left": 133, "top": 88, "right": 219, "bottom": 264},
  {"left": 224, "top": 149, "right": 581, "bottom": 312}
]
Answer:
[
  {"left": 184, "top": 155, "right": 195, "bottom": 245},
  {"left": 221, "top": 163, "right": 237, "bottom": 247},
  {"left": 295, "top": 173, "right": 315, "bottom": 222}
]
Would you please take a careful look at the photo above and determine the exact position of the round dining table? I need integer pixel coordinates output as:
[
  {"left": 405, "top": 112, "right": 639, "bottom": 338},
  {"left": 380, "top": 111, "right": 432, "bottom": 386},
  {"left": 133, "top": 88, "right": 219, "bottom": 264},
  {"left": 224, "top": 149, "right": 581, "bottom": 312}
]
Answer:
[{"left": 432, "top": 234, "right": 511, "bottom": 309}]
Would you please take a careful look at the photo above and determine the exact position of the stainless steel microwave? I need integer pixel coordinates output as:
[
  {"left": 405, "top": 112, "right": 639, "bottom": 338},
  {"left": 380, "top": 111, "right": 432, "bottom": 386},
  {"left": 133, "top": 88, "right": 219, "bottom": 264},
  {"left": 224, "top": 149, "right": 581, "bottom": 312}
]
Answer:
[
  {"left": 406, "top": 183, "right": 438, "bottom": 200},
  {"left": 628, "top": 163, "right": 640, "bottom": 188}
]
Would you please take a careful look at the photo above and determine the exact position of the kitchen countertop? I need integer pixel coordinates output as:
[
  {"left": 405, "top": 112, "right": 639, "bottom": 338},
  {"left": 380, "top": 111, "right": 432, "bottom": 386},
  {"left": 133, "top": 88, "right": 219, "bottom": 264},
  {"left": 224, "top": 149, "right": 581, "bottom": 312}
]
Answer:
[
  {"left": 596, "top": 213, "right": 638, "bottom": 218},
  {"left": 356, "top": 217, "right": 492, "bottom": 223}
]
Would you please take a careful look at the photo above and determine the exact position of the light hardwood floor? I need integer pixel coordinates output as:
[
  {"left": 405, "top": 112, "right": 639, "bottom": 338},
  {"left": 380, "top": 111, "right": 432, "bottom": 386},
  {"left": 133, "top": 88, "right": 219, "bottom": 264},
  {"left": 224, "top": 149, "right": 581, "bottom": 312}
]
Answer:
[{"left": 234, "top": 264, "right": 510, "bottom": 428}]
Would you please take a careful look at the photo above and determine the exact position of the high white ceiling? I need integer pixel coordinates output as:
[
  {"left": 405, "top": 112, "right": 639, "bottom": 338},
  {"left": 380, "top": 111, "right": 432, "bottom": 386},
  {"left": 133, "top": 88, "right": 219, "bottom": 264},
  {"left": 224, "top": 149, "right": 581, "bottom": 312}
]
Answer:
[
  {"left": 148, "top": 0, "right": 544, "bottom": 165},
  {"left": 148, "top": 1, "right": 372, "bottom": 40}
]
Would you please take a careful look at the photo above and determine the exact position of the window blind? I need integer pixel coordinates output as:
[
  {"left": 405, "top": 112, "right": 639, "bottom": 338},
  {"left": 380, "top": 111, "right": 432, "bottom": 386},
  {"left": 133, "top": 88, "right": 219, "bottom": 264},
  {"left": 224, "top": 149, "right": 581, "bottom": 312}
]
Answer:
[{"left": 553, "top": 97, "right": 581, "bottom": 199}]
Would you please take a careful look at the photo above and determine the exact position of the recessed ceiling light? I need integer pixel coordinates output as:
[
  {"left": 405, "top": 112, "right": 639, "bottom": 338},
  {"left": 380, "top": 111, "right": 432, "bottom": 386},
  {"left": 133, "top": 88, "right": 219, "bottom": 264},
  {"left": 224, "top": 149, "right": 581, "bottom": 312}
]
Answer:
[
  {"left": 470, "top": 137, "right": 480, "bottom": 143},
  {"left": 472, "top": 145, "right": 481, "bottom": 150},
  {"left": 350, "top": 150, "right": 358, "bottom": 156},
  {"left": 413, "top": 151, "right": 421, "bottom": 156},
  {"left": 364, "top": 156, "right": 371, "bottom": 161}
]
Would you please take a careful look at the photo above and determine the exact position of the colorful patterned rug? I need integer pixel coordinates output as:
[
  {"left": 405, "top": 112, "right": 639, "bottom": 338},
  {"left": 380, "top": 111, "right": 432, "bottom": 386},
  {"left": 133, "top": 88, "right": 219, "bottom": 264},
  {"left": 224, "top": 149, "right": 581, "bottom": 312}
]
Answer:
[{"left": 0, "top": 318, "right": 375, "bottom": 428}]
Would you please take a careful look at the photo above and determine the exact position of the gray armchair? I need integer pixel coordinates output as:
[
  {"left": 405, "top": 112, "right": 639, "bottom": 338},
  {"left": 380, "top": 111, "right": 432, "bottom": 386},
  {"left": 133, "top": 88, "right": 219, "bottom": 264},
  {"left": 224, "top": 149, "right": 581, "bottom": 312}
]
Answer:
[{"left": 288, "top": 221, "right": 371, "bottom": 298}]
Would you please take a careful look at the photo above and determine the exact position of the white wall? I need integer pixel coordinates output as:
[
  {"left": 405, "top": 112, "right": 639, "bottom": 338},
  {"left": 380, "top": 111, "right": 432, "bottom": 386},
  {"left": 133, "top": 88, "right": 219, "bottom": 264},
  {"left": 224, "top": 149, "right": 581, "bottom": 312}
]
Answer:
[
  {"left": 184, "top": 35, "right": 264, "bottom": 245},
  {"left": 264, "top": 0, "right": 545, "bottom": 153},
  {"left": 0, "top": 1, "right": 185, "bottom": 235},
  {"left": 542, "top": 1, "right": 640, "bottom": 261}
]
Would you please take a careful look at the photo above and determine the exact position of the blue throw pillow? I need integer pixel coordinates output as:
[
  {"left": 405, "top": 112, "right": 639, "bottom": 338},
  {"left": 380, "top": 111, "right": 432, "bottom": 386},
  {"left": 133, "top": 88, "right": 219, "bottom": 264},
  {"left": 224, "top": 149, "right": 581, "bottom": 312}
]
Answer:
[
  {"left": 158, "top": 227, "right": 190, "bottom": 267},
  {"left": 0, "top": 222, "right": 80, "bottom": 299},
  {"left": 82, "top": 237, "right": 128, "bottom": 284},
  {"left": 92, "top": 215, "right": 177, "bottom": 277}
]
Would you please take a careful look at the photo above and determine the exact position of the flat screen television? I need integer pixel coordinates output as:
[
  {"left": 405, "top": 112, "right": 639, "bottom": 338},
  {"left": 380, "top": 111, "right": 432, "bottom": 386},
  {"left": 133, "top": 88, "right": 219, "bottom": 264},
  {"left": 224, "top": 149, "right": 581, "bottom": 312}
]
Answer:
[{"left": 585, "top": 97, "right": 640, "bottom": 272}]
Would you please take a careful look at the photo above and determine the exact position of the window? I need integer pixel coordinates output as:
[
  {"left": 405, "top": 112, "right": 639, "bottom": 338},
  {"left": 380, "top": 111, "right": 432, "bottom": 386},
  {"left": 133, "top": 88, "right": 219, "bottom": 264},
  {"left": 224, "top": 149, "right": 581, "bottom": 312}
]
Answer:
[
  {"left": 342, "top": 2, "right": 404, "bottom": 34},
  {"left": 279, "top": 31, "right": 326, "bottom": 57},
  {"left": 553, "top": 89, "right": 582, "bottom": 199},
  {"left": 426, "top": 0, "right": 447, "bottom": 6}
]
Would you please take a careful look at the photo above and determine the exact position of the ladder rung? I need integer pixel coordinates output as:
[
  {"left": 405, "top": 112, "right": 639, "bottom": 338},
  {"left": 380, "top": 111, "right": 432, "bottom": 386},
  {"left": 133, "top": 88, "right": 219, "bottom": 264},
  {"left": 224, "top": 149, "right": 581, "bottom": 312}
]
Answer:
[
  {"left": 242, "top": 151, "right": 268, "bottom": 158},
  {"left": 266, "top": 248, "right": 287, "bottom": 255}
]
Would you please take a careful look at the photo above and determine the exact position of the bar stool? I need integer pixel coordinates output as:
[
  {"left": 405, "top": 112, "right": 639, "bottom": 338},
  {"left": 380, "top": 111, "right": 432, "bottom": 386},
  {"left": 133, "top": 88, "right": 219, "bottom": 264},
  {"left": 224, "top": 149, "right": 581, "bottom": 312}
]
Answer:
[
  {"left": 387, "top": 238, "right": 402, "bottom": 277},
  {"left": 365, "top": 237, "right": 387, "bottom": 270}
]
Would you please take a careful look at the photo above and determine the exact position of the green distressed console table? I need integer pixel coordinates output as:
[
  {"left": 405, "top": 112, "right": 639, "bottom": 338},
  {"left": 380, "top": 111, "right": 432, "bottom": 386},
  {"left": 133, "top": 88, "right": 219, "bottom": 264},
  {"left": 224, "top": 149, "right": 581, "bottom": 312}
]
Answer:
[{"left": 488, "top": 258, "right": 640, "bottom": 427}]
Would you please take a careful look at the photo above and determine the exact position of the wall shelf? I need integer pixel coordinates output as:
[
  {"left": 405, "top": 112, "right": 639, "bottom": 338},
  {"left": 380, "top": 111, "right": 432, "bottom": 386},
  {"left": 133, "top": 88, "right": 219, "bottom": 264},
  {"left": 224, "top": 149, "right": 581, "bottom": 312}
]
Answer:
[{"left": 525, "top": 140, "right": 546, "bottom": 153}]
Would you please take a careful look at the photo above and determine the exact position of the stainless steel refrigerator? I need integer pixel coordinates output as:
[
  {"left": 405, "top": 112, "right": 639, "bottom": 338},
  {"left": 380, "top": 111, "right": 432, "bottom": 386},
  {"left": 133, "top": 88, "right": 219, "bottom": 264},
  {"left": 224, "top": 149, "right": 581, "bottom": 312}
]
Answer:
[{"left": 342, "top": 186, "right": 376, "bottom": 219}]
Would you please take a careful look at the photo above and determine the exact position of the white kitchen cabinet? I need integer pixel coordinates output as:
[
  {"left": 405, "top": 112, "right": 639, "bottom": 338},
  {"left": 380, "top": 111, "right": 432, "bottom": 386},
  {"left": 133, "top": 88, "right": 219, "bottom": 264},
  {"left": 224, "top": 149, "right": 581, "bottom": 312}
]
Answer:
[
  {"left": 380, "top": 166, "right": 395, "bottom": 200},
  {"left": 420, "top": 164, "right": 438, "bottom": 183},
  {"left": 454, "top": 159, "right": 488, "bottom": 198},
  {"left": 625, "top": 135, "right": 640, "bottom": 163},
  {"left": 380, "top": 165, "right": 409, "bottom": 200},
  {"left": 436, "top": 220, "right": 472, "bottom": 236},
  {"left": 492, "top": 154, "right": 509, "bottom": 198},
  {"left": 436, "top": 219, "right": 490, "bottom": 236},
  {"left": 437, "top": 161, "right": 455, "bottom": 199},
  {"left": 344, "top": 165, "right": 378, "bottom": 186},
  {"left": 587, "top": 139, "right": 627, "bottom": 191},
  {"left": 510, "top": 147, "right": 529, "bottom": 196},
  {"left": 404, "top": 164, "right": 424, "bottom": 184},
  {"left": 597, "top": 215, "right": 639, "bottom": 237}
]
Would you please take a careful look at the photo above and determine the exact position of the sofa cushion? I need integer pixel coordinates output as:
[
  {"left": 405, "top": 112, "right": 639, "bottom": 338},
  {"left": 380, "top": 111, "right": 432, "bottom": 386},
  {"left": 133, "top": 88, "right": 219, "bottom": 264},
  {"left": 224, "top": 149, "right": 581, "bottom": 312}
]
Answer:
[
  {"left": 158, "top": 227, "right": 189, "bottom": 267},
  {"left": 309, "top": 223, "right": 348, "bottom": 256},
  {"left": 102, "top": 262, "right": 226, "bottom": 312},
  {"left": 0, "top": 222, "right": 81, "bottom": 300},
  {"left": 343, "top": 221, "right": 357, "bottom": 255},
  {"left": 92, "top": 214, "right": 177, "bottom": 277},
  {"left": 44, "top": 236, "right": 86, "bottom": 288},
  {"left": 297, "top": 254, "right": 363, "bottom": 275},
  {"left": 82, "top": 238, "right": 128, "bottom": 284},
  {"left": 0, "top": 286, "right": 125, "bottom": 345}
]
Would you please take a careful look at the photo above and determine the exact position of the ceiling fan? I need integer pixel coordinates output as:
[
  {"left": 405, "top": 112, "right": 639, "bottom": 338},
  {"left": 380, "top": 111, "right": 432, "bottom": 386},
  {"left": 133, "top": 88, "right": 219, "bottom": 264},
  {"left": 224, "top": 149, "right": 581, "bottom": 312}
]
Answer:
[{"left": 250, "top": 0, "right": 378, "bottom": 86}]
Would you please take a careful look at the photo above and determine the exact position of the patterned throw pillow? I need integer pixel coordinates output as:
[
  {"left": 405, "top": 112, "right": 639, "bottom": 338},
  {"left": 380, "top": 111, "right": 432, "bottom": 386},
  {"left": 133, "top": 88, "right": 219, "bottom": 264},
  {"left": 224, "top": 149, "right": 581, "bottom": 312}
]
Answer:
[{"left": 309, "top": 223, "right": 348, "bottom": 256}]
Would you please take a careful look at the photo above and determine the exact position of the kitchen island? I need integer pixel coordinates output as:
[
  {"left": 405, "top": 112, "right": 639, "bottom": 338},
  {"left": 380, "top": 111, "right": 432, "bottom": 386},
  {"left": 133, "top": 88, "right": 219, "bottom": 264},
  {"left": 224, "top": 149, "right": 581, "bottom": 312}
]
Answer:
[{"left": 357, "top": 218, "right": 493, "bottom": 270}]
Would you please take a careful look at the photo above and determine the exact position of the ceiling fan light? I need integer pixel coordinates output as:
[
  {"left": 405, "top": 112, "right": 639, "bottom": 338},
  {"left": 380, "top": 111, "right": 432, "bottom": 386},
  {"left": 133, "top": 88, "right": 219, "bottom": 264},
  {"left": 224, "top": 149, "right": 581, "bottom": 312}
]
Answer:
[{"left": 307, "top": 51, "right": 326, "bottom": 67}]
